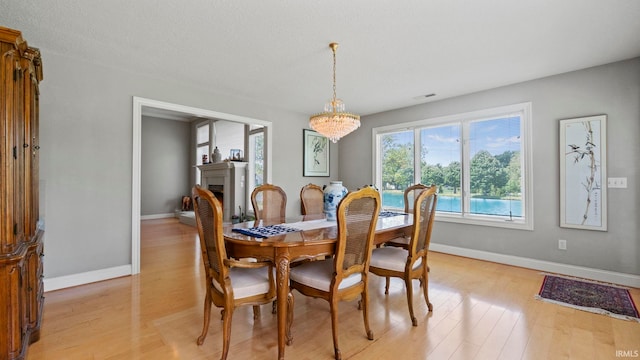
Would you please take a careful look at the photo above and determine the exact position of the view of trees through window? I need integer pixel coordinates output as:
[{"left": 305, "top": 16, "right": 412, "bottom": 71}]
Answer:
[
  {"left": 379, "top": 115, "right": 523, "bottom": 219},
  {"left": 250, "top": 131, "right": 264, "bottom": 188}
]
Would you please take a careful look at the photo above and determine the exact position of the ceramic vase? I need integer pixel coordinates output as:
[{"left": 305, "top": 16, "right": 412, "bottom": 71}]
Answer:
[
  {"left": 212, "top": 146, "right": 222, "bottom": 163},
  {"left": 324, "top": 181, "right": 348, "bottom": 221}
]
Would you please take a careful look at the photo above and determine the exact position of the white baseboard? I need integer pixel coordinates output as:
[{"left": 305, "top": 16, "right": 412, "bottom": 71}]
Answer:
[
  {"left": 140, "top": 213, "right": 175, "bottom": 220},
  {"left": 430, "top": 243, "right": 640, "bottom": 288},
  {"left": 43, "top": 244, "right": 639, "bottom": 293},
  {"left": 44, "top": 265, "right": 132, "bottom": 292}
]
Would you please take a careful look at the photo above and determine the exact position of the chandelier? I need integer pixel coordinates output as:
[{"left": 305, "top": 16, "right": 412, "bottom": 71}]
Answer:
[{"left": 309, "top": 42, "right": 360, "bottom": 143}]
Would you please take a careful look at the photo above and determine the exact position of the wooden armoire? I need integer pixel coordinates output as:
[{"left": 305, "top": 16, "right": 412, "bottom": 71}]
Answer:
[{"left": 0, "top": 26, "right": 44, "bottom": 360}]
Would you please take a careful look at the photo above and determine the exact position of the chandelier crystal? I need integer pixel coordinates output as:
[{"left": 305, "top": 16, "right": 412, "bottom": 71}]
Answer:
[{"left": 309, "top": 43, "right": 360, "bottom": 143}]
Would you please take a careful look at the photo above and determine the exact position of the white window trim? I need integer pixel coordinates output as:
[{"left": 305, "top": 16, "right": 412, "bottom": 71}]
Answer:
[{"left": 372, "top": 102, "right": 534, "bottom": 230}]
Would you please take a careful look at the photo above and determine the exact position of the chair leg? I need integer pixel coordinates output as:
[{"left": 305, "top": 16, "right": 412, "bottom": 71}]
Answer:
[
  {"left": 197, "top": 291, "right": 212, "bottom": 345},
  {"left": 423, "top": 272, "right": 433, "bottom": 312},
  {"left": 286, "top": 291, "right": 294, "bottom": 345},
  {"left": 384, "top": 276, "right": 390, "bottom": 294},
  {"left": 361, "top": 291, "right": 374, "bottom": 341},
  {"left": 220, "top": 305, "right": 234, "bottom": 360},
  {"left": 405, "top": 277, "right": 418, "bottom": 326},
  {"left": 252, "top": 305, "right": 261, "bottom": 320},
  {"left": 272, "top": 300, "right": 277, "bottom": 314},
  {"left": 329, "top": 298, "right": 342, "bottom": 360}
]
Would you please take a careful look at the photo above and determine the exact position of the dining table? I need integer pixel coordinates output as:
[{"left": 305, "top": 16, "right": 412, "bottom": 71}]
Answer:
[{"left": 222, "top": 212, "right": 413, "bottom": 360}]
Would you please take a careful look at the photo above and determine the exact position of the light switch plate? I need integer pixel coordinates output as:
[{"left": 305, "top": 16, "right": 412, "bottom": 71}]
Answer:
[{"left": 608, "top": 177, "right": 628, "bottom": 188}]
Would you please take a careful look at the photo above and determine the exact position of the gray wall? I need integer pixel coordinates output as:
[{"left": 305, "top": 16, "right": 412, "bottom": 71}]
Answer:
[
  {"left": 141, "top": 116, "right": 191, "bottom": 215},
  {"left": 340, "top": 58, "right": 640, "bottom": 276},
  {"left": 38, "top": 50, "right": 340, "bottom": 279}
]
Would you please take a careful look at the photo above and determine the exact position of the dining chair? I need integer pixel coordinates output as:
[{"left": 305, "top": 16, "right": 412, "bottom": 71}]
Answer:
[
  {"left": 251, "top": 183, "right": 287, "bottom": 222},
  {"left": 386, "top": 183, "right": 431, "bottom": 248},
  {"left": 286, "top": 186, "right": 381, "bottom": 360},
  {"left": 192, "top": 185, "right": 277, "bottom": 360},
  {"left": 300, "top": 183, "right": 324, "bottom": 215},
  {"left": 369, "top": 185, "right": 437, "bottom": 326}
]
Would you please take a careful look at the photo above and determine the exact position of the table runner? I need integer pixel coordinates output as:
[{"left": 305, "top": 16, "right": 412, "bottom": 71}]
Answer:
[
  {"left": 231, "top": 212, "right": 407, "bottom": 238},
  {"left": 232, "top": 224, "right": 301, "bottom": 238},
  {"left": 379, "top": 211, "right": 407, "bottom": 218}
]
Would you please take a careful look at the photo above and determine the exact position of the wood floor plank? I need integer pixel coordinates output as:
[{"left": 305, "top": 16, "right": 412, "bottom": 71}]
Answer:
[{"left": 26, "top": 218, "right": 640, "bottom": 360}]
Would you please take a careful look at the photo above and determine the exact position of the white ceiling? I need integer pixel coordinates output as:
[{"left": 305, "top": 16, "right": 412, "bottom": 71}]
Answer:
[{"left": 3, "top": 1, "right": 640, "bottom": 120}]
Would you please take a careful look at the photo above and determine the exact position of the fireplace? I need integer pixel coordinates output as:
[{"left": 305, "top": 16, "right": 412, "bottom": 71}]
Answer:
[
  {"left": 198, "top": 162, "right": 248, "bottom": 222},
  {"left": 208, "top": 184, "right": 224, "bottom": 206}
]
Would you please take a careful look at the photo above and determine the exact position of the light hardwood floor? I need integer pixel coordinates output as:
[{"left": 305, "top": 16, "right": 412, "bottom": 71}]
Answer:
[{"left": 28, "top": 218, "right": 639, "bottom": 359}]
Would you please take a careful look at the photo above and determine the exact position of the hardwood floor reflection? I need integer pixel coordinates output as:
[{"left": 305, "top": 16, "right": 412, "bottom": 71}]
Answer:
[{"left": 28, "top": 218, "right": 640, "bottom": 359}]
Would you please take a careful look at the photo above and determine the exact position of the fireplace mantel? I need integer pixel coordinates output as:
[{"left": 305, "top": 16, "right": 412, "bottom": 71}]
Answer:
[{"left": 198, "top": 162, "right": 248, "bottom": 221}]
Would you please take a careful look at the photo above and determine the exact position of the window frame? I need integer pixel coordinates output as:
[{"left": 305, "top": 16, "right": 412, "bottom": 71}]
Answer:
[
  {"left": 373, "top": 102, "right": 533, "bottom": 230},
  {"left": 248, "top": 126, "right": 265, "bottom": 192},
  {"left": 194, "top": 120, "right": 212, "bottom": 185}
]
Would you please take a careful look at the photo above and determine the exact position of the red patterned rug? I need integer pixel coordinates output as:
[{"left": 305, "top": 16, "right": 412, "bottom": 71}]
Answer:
[{"left": 535, "top": 275, "right": 640, "bottom": 322}]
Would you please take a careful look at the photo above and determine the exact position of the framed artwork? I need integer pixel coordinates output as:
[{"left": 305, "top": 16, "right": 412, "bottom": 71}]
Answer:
[
  {"left": 559, "top": 115, "right": 607, "bottom": 231},
  {"left": 303, "top": 129, "right": 329, "bottom": 177}
]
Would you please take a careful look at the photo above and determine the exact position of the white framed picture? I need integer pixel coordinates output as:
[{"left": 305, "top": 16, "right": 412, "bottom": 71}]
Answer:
[
  {"left": 559, "top": 115, "right": 607, "bottom": 231},
  {"left": 303, "top": 129, "right": 329, "bottom": 177}
]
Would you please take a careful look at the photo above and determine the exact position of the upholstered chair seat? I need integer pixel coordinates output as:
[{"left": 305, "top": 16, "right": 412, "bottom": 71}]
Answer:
[
  {"left": 212, "top": 267, "right": 274, "bottom": 299},
  {"left": 289, "top": 260, "right": 363, "bottom": 291},
  {"left": 370, "top": 247, "right": 422, "bottom": 273}
]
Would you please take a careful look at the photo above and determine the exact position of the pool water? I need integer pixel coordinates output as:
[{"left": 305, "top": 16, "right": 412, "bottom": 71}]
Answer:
[{"left": 382, "top": 191, "right": 522, "bottom": 217}]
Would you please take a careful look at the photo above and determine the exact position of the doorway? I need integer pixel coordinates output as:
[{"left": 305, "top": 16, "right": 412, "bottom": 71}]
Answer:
[{"left": 132, "top": 97, "right": 273, "bottom": 274}]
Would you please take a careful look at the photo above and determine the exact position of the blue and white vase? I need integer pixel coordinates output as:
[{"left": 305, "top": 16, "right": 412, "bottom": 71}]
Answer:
[{"left": 324, "top": 181, "right": 348, "bottom": 221}]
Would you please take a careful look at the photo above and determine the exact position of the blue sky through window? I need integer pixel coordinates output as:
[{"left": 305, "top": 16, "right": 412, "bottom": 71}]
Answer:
[{"left": 386, "top": 116, "right": 520, "bottom": 166}]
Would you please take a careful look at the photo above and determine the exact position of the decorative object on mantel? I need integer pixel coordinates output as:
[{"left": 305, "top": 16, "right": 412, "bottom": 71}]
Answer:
[
  {"left": 230, "top": 149, "right": 243, "bottom": 161},
  {"left": 559, "top": 115, "right": 607, "bottom": 231},
  {"left": 309, "top": 42, "right": 360, "bottom": 143},
  {"left": 212, "top": 146, "right": 222, "bottom": 163},
  {"left": 323, "top": 181, "right": 347, "bottom": 221}
]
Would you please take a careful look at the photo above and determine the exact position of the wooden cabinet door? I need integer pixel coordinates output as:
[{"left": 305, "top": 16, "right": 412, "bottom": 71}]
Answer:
[
  {"left": 21, "top": 52, "right": 40, "bottom": 238},
  {"left": 25, "top": 243, "right": 41, "bottom": 330},
  {"left": 0, "top": 41, "right": 19, "bottom": 253},
  {"left": 13, "top": 54, "right": 25, "bottom": 246},
  {"left": 0, "top": 262, "right": 25, "bottom": 359}
]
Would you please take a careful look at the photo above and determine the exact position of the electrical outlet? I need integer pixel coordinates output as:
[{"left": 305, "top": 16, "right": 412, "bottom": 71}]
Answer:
[{"left": 558, "top": 239, "right": 567, "bottom": 250}]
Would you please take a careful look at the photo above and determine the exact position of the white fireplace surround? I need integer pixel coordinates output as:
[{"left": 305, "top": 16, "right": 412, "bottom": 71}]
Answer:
[{"left": 198, "top": 162, "right": 248, "bottom": 221}]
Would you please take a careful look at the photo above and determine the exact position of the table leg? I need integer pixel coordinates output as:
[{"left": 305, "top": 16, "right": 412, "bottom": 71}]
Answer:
[{"left": 275, "top": 249, "right": 291, "bottom": 360}]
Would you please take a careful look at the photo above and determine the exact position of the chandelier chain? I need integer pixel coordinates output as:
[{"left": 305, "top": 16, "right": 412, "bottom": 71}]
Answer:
[{"left": 332, "top": 45, "right": 337, "bottom": 109}]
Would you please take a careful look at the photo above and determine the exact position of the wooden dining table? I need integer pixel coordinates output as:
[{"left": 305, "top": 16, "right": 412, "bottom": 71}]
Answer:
[{"left": 223, "top": 213, "right": 413, "bottom": 360}]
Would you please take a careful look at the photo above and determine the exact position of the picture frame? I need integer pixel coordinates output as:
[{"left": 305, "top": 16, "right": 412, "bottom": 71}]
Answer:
[
  {"left": 303, "top": 129, "right": 329, "bottom": 177},
  {"left": 229, "top": 149, "right": 243, "bottom": 161},
  {"left": 559, "top": 115, "right": 607, "bottom": 231}
]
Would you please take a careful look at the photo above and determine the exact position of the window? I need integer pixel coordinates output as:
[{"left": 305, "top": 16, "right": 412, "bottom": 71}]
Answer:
[
  {"left": 195, "top": 122, "right": 210, "bottom": 184},
  {"left": 374, "top": 103, "right": 533, "bottom": 230},
  {"left": 248, "top": 126, "right": 265, "bottom": 192}
]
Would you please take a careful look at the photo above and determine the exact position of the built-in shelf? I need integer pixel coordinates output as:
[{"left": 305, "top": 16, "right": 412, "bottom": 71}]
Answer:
[{"left": 198, "top": 162, "right": 248, "bottom": 221}]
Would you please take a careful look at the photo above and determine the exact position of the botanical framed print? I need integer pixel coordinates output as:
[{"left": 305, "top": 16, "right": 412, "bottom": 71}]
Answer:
[
  {"left": 559, "top": 115, "right": 607, "bottom": 231},
  {"left": 303, "top": 129, "right": 329, "bottom": 177}
]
